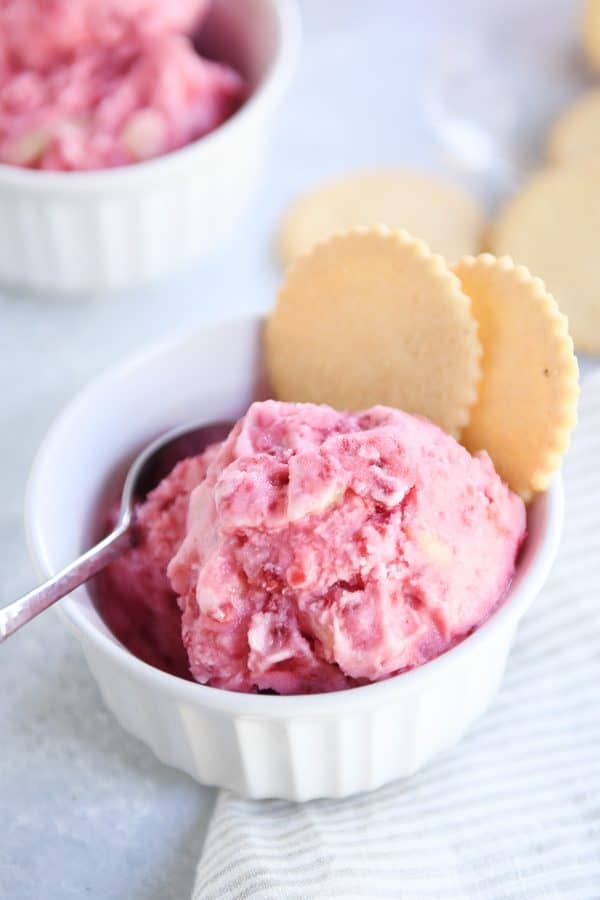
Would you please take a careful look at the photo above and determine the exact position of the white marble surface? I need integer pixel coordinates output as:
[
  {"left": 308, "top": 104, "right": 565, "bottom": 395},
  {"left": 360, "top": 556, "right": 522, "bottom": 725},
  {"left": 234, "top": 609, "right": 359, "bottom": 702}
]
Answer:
[{"left": 0, "top": 1, "right": 591, "bottom": 898}]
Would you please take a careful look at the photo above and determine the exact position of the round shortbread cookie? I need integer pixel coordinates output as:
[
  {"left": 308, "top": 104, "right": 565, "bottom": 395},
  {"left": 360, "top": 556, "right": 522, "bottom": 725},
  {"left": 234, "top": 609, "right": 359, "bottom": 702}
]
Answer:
[
  {"left": 266, "top": 227, "right": 481, "bottom": 438},
  {"left": 277, "top": 170, "right": 486, "bottom": 267},
  {"left": 453, "top": 254, "right": 579, "bottom": 500},
  {"left": 489, "top": 163, "right": 600, "bottom": 353},
  {"left": 584, "top": 0, "right": 600, "bottom": 72},
  {"left": 547, "top": 89, "right": 600, "bottom": 164}
]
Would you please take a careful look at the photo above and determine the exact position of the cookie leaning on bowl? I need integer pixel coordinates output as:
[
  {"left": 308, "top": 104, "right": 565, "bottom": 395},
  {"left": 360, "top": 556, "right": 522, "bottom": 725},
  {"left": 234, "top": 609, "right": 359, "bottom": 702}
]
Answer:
[
  {"left": 453, "top": 254, "right": 579, "bottom": 501},
  {"left": 265, "top": 227, "right": 578, "bottom": 500},
  {"left": 266, "top": 226, "right": 482, "bottom": 439}
]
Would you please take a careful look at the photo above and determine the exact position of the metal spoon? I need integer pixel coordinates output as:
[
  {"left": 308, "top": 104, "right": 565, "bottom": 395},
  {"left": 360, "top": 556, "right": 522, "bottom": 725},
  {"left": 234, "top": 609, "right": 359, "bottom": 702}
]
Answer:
[{"left": 0, "top": 419, "right": 233, "bottom": 643}]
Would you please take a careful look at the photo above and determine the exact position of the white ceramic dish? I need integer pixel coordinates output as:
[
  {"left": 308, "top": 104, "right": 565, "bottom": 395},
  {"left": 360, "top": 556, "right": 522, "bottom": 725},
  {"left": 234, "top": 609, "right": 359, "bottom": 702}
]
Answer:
[
  {"left": 0, "top": 0, "right": 300, "bottom": 294},
  {"left": 25, "top": 316, "right": 563, "bottom": 800}
]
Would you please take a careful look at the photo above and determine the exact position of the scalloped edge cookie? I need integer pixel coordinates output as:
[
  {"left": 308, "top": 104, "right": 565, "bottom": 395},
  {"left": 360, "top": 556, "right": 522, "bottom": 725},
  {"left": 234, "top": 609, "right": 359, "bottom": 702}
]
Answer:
[
  {"left": 453, "top": 254, "right": 579, "bottom": 499},
  {"left": 266, "top": 226, "right": 482, "bottom": 438}
]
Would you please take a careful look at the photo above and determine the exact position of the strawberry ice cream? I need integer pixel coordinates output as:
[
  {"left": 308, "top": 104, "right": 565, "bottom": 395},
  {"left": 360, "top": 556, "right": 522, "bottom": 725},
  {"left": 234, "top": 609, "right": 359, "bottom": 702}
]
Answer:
[
  {"left": 0, "top": 0, "right": 211, "bottom": 69},
  {"left": 95, "top": 400, "right": 526, "bottom": 694},
  {"left": 0, "top": 0, "right": 245, "bottom": 170},
  {"left": 92, "top": 453, "right": 215, "bottom": 678},
  {"left": 0, "top": 36, "right": 244, "bottom": 169}
]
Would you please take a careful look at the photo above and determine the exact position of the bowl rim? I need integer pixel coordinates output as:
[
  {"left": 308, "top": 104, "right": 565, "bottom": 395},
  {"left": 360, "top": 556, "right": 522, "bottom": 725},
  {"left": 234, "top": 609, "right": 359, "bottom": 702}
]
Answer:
[
  {"left": 25, "top": 317, "right": 564, "bottom": 717},
  {"left": 0, "top": 0, "right": 302, "bottom": 191}
]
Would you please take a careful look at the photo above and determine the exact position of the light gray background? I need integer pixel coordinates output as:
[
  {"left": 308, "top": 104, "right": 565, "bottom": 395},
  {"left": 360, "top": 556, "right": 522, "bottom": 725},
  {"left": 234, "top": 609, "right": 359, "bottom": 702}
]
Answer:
[{"left": 1, "top": 1, "right": 591, "bottom": 898}]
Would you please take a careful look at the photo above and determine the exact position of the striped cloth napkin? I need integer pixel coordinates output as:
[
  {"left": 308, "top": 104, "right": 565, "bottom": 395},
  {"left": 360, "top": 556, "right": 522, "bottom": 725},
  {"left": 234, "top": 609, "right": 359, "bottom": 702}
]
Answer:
[{"left": 193, "top": 371, "right": 600, "bottom": 900}]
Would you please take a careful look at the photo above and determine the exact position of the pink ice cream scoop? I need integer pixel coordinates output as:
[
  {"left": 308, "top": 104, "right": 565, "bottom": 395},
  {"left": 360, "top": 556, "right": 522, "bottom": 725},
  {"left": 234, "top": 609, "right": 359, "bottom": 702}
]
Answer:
[
  {"left": 92, "top": 451, "right": 218, "bottom": 678},
  {"left": 163, "top": 401, "right": 526, "bottom": 694},
  {"left": 0, "top": 0, "right": 211, "bottom": 69},
  {"left": 0, "top": 34, "right": 245, "bottom": 170}
]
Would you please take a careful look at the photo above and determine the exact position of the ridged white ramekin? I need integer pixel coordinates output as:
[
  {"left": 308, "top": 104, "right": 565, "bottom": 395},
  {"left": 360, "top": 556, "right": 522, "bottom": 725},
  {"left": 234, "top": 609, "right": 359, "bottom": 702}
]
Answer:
[
  {"left": 0, "top": 0, "right": 300, "bottom": 294},
  {"left": 25, "top": 316, "right": 563, "bottom": 800}
]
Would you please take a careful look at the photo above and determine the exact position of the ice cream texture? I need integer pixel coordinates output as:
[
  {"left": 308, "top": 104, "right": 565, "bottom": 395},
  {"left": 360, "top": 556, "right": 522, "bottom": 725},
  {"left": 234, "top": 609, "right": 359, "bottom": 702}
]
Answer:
[
  {"left": 0, "top": 0, "right": 245, "bottom": 170},
  {"left": 0, "top": 0, "right": 211, "bottom": 69},
  {"left": 98, "top": 400, "right": 526, "bottom": 694},
  {"left": 92, "top": 450, "right": 217, "bottom": 678}
]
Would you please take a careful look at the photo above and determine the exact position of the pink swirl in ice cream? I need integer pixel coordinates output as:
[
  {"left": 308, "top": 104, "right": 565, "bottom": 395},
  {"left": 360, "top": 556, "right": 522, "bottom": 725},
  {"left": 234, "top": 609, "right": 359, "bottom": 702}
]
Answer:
[
  {"left": 0, "top": 0, "right": 245, "bottom": 170},
  {"left": 162, "top": 401, "right": 526, "bottom": 693}
]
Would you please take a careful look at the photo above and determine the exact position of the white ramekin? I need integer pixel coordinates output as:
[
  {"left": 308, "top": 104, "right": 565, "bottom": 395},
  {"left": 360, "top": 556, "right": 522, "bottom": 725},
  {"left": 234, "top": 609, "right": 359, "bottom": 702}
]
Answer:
[
  {"left": 25, "top": 316, "right": 563, "bottom": 800},
  {"left": 0, "top": 0, "right": 300, "bottom": 295}
]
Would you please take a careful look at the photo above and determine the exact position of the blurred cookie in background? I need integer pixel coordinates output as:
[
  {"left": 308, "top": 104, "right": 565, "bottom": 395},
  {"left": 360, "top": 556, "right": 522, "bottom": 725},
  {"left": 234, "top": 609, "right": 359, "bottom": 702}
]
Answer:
[
  {"left": 277, "top": 169, "right": 486, "bottom": 268},
  {"left": 546, "top": 89, "right": 600, "bottom": 163},
  {"left": 584, "top": 0, "right": 600, "bottom": 72},
  {"left": 490, "top": 163, "right": 600, "bottom": 353}
]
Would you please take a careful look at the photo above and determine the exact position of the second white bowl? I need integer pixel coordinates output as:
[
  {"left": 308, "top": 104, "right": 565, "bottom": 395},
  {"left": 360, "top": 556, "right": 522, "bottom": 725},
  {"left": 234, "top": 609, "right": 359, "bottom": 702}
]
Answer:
[
  {"left": 25, "top": 316, "right": 563, "bottom": 799},
  {"left": 0, "top": 0, "right": 301, "bottom": 294}
]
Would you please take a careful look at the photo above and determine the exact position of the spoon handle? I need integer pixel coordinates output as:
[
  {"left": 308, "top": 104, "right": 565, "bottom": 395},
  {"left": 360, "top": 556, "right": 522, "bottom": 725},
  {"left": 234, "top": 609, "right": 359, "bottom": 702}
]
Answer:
[{"left": 0, "top": 526, "right": 131, "bottom": 643}]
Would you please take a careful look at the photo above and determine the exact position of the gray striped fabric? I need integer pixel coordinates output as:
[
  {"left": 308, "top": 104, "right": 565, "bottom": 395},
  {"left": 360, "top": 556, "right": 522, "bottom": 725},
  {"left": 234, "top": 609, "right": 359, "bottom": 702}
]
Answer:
[{"left": 193, "top": 372, "right": 600, "bottom": 900}]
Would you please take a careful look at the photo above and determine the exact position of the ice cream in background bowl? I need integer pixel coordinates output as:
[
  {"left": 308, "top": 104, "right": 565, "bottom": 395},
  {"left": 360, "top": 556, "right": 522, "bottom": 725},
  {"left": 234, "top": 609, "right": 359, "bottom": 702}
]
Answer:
[
  {"left": 25, "top": 316, "right": 563, "bottom": 800},
  {"left": 0, "top": 0, "right": 212, "bottom": 70},
  {"left": 0, "top": 0, "right": 245, "bottom": 170},
  {"left": 0, "top": 0, "right": 301, "bottom": 292}
]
